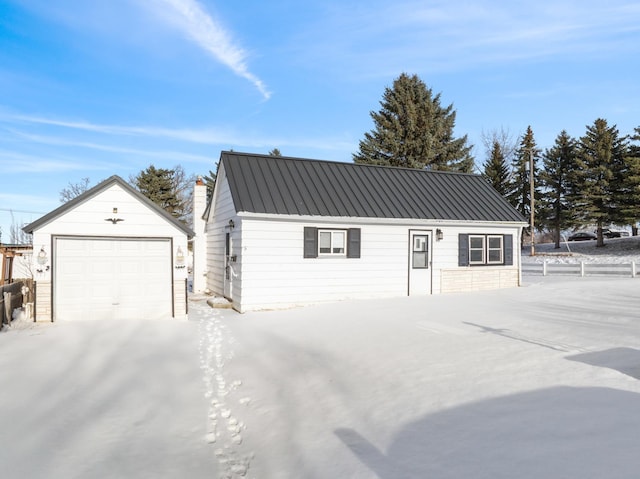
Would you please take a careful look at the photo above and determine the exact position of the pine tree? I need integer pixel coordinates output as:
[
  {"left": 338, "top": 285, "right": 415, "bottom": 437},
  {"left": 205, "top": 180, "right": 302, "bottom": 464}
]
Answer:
[
  {"left": 619, "top": 127, "right": 640, "bottom": 235},
  {"left": 539, "top": 130, "right": 579, "bottom": 248},
  {"left": 482, "top": 140, "right": 512, "bottom": 196},
  {"left": 353, "top": 73, "right": 474, "bottom": 172},
  {"left": 203, "top": 168, "right": 217, "bottom": 203},
  {"left": 508, "top": 126, "right": 541, "bottom": 226},
  {"left": 132, "top": 165, "right": 184, "bottom": 221},
  {"left": 572, "top": 118, "right": 628, "bottom": 247},
  {"left": 268, "top": 148, "right": 282, "bottom": 156},
  {"left": 502, "top": 126, "right": 541, "bottom": 249}
]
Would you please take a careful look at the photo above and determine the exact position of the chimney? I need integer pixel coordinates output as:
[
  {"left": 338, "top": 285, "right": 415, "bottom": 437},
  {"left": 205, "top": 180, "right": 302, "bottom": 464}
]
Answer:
[{"left": 191, "top": 176, "right": 208, "bottom": 294}]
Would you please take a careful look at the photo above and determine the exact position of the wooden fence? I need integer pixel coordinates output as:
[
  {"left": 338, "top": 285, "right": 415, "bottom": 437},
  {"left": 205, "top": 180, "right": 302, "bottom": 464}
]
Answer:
[
  {"left": 522, "top": 261, "right": 638, "bottom": 278},
  {"left": 1, "top": 279, "right": 34, "bottom": 330}
]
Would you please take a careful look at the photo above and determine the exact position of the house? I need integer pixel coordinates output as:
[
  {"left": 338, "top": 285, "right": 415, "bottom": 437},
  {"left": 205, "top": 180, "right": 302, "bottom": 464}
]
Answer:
[
  {"left": 201, "top": 151, "right": 527, "bottom": 313},
  {"left": 1, "top": 243, "right": 33, "bottom": 286},
  {"left": 23, "top": 175, "right": 194, "bottom": 321}
]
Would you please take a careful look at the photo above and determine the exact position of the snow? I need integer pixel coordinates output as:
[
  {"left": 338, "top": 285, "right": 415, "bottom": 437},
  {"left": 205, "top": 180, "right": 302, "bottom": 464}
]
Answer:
[
  {"left": 523, "top": 235, "right": 640, "bottom": 264},
  {"left": 2, "top": 252, "right": 640, "bottom": 477}
]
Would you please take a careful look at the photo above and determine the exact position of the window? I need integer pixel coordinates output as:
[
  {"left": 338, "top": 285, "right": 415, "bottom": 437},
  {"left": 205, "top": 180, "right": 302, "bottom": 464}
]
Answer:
[
  {"left": 487, "top": 235, "right": 504, "bottom": 264},
  {"left": 412, "top": 235, "right": 429, "bottom": 268},
  {"left": 304, "top": 227, "right": 361, "bottom": 258},
  {"left": 469, "top": 236, "right": 485, "bottom": 265},
  {"left": 459, "top": 234, "right": 512, "bottom": 267},
  {"left": 319, "top": 230, "right": 346, "bottom": 255}
]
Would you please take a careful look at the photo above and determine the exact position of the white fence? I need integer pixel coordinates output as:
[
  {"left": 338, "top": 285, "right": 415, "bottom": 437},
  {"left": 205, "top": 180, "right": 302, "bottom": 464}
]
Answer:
[{"left": 522, "top": 261, "right": 638, "bottom": 278}]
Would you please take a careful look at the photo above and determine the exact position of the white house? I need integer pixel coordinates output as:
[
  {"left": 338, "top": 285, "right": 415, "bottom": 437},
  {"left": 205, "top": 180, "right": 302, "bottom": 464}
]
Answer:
[
  {"left": 23, "top": 176, "right": 194, "bottom": 322},
  {"left": 201, "top": 151, "right": 527, "bottom": 313}
]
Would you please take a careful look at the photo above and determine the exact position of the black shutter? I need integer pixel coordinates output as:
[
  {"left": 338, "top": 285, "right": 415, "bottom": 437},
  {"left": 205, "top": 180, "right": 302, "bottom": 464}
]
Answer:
[
  {"left": 303, "top": 227, "right": 318, "bottom": 258},
  {"left": 347, "top": 228, "right": 361, "bottom": 258},
  {"left": 504, "top": 234, "right": 513, "bottom": 265},
  {"left": 458, "top": 234, "right": 469, "bottom": 266}
]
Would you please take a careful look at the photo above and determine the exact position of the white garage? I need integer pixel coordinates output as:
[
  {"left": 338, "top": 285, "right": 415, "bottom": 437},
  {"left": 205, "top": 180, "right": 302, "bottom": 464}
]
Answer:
[{"left": 24, "top": 176, "right": 194, "bottom": 321}]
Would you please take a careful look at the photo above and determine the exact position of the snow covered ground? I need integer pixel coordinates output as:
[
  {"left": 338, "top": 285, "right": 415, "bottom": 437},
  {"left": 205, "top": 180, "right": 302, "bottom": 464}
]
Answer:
[
  {"left": 523, "top": 234, "right": 640, "bottom": 264},
  {"left": 2, "top": 273, "right": 640, "bottom": 478}
]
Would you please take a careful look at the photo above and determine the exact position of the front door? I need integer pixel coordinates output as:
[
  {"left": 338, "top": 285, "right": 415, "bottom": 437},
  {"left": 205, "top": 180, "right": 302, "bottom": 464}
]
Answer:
[{"left": 408, "top": 230, "right": 432, "bottom": 295}]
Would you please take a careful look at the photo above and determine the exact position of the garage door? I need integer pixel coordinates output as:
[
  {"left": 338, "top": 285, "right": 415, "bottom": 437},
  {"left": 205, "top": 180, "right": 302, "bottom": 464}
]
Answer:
[{"left": 54, "top": 237, "right": 172, "bottom": 321}]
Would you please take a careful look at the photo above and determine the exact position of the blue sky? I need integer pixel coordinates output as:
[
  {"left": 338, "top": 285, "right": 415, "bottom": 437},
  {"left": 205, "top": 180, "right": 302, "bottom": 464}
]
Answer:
[{"left": 1, "top": 0, "right": 639, "bottom": 240}]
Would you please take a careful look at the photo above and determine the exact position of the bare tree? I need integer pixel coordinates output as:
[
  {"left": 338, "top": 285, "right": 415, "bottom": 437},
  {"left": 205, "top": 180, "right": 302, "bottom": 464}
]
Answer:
[
  {"left": 9, "top": 211, "right": 32, "bottom": 244},
  {"left": 60, "top": 177, "right": 91, "bottom": 203},
  {"left": 481, "top": 127, "right": 517, "bottom": 165}
]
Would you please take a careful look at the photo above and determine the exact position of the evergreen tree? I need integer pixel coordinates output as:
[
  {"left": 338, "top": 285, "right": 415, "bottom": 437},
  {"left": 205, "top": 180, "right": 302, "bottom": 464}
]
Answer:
[
  {"left": 353, "top": 73, "right": 474, "bottom": 172},
  {"left": 508, "top": 126, "right": 541, "bottom": 227},
  {"left": 539, "top": 130, "right": 579, "bottom": 248},
  {"left": 268, "top": 148, "right": 282, "bottom": 156},
  {"left": 572, "top": 118, "right": 628, "bottom": 247},
  {"left": 619, "top": 127, "right": 640, "bottom": 235},
  {"left": 502, "top": 127, "right": 542, "bottom": 249},
  {"left": 482, "top": 140, "right": 512, "bottom": 196},
  {"left": 132, "top": 165, "right": 190, "bottom": 223},
  {"left": 203, "top": 168, "right": 217, "bottom": 203}
]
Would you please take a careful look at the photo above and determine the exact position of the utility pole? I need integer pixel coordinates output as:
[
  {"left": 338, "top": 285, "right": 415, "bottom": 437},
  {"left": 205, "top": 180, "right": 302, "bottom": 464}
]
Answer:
[{"left": 529, "top": 148, "right": 535, "bottom": 256}]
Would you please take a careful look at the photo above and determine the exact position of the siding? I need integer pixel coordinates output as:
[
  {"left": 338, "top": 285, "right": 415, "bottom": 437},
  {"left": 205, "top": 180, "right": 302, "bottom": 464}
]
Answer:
[
  {"left": 231, "top": 218, "right": 522, "bottom": 312},
  {"left": 205, "top": 165, "right": 237, "bottom": 298},
  {"left": 30, "top": 183, "right": 189, "bottom": 320}
]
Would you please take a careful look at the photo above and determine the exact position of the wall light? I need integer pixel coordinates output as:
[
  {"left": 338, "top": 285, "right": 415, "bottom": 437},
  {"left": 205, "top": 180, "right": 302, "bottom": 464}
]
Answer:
[
  {"left": 175, "top": 246, "right": 186, "bottom": 269},
  {"left": 436, "top": 228, "right": 444, "bottom": 241},
  {"left": 36, "top": 246, "right": 50, "bottom": 272},
  {"left": 37, "top": 246, "right": 48, "bottom": 265},
  {"left": 227, "top": 219, "right": 235, "bottom": 230}
]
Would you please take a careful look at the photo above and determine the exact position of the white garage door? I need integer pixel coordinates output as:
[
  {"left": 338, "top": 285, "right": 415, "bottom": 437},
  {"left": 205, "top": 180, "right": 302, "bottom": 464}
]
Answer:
[{"left": 54, "top": 237, "right": 172, "bottom": 321}]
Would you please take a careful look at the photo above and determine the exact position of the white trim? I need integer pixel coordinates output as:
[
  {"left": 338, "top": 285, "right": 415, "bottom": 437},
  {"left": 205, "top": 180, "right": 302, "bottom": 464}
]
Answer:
[
  {"left": 469, "top": 235, "right": 486, "bottom": 265},
  {"left": 236, "top": 212, "right": 528, "bottom": 228},
  {"left": 318, "top": 229, "right": 346, "bottom": 256},
  {"left": 487, "top": 235, "right": 504, "bottom": 264}
]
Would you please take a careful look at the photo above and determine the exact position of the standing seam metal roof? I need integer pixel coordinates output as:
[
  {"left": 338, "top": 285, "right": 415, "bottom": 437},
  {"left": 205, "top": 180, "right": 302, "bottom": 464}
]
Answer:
[{"left": 220, "top": 151, "right": 526, "bottom": 223}]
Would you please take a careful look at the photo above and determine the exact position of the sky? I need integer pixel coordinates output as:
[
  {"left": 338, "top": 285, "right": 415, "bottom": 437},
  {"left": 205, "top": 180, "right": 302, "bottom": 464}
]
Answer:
[{"left": 1, "top": 0, "right": 639, "bottom": 241}]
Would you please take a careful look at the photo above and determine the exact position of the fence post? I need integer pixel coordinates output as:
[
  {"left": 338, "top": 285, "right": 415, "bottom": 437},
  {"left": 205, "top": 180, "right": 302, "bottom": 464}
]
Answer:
[
  {"left": 632, "top": 261, "right": 636, "bottom": 278},
  {"left": 580, "top": 261, "right": 585, "bottom": 277},
  {"left": 543, "top": 260, "right": 547, "bottom": 276},
  {"left": 3, "top": 292, "right": 11, "bottom": 325}
]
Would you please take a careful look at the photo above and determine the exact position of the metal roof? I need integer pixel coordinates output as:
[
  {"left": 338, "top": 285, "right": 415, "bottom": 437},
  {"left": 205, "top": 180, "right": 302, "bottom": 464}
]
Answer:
[
  {"left": 23, "top": 175, "right": 195, "bottom": 237},
  {"left": 220, "top": 151, "right": 526, "bottom": 223}
]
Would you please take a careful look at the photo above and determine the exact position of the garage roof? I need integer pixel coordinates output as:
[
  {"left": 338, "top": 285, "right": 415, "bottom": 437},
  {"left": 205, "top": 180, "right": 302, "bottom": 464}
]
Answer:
[
  {"left": 23, "top": 175, "right": 195, "bottom": 237},
  {"left": 220, "top": 151, "right": 526, "bottom": 223}
]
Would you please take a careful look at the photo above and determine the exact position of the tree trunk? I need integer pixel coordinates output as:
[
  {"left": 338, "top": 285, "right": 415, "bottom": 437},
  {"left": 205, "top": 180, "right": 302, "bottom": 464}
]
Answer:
[{"left": 596, "top": 222, "right": 605, "bottom": 247}]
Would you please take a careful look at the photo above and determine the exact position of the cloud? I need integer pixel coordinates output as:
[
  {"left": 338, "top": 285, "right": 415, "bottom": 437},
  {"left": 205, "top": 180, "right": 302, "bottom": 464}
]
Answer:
[
  {"left": 293, "top": 1, "right": 640, "bottom": 76},
  {"left": 148, "top": 0, "right": 271, "bottom": 99},
  {"left": 5, "top": 128, "right": 217, "bottom": 164},
  {"left": 4, "top": 113, "right": 242, "bottom": 144},
  {"left": 2, "top": 112, "right": 356, "bottom": 153}
]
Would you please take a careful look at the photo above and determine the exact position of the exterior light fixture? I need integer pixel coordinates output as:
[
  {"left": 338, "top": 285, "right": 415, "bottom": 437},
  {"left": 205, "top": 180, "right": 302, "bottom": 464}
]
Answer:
[
  {"left": 105, "top": 207, "right": 124, "bottom": 224},
  {"left": 436, "top": 228, "right": 444, "bottom": 241},
  {"left": 175, "top": 246, "right": 186, "bottom": 269},
  {"left": 228, "top": 219, "right": 235, "bottom": 229},
  {"left": 36, "top": 246, "right": 50, "bottom": 272},
  {"left": 37, "top": 246, "right": 48, "bottom": 265}
]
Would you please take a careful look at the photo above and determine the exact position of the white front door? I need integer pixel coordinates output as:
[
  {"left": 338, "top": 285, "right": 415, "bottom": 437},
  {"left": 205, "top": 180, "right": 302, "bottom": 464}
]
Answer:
[
  {"left": 54, "top": 237, "right": 172, "bottom": 321},
  {"left": 408, "top": 230, "right": 432, "bottom": 295}
]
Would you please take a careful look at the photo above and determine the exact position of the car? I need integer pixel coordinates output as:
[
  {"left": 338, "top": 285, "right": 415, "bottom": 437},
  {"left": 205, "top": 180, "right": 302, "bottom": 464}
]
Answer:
[
  {"left": 568, "top": 232, "right": 597, "bottom": 241},
  {"left": 601, "top": 229, "right": 628, "bottom": 238}
]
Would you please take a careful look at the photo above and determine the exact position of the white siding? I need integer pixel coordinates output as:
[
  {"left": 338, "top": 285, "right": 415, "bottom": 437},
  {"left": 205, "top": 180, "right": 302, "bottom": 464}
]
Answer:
[
  {"left": 205, "top": 174, "right": 523, "bottom": 312},
  {"left": 205, "top": 165, "right": 237, "bottom": 297},
  {"left": 235, "top": 219, "right": 407, "bottom": 311},
  {"left": 30, "top": 183, "right": 189, "bottom": 321}
]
